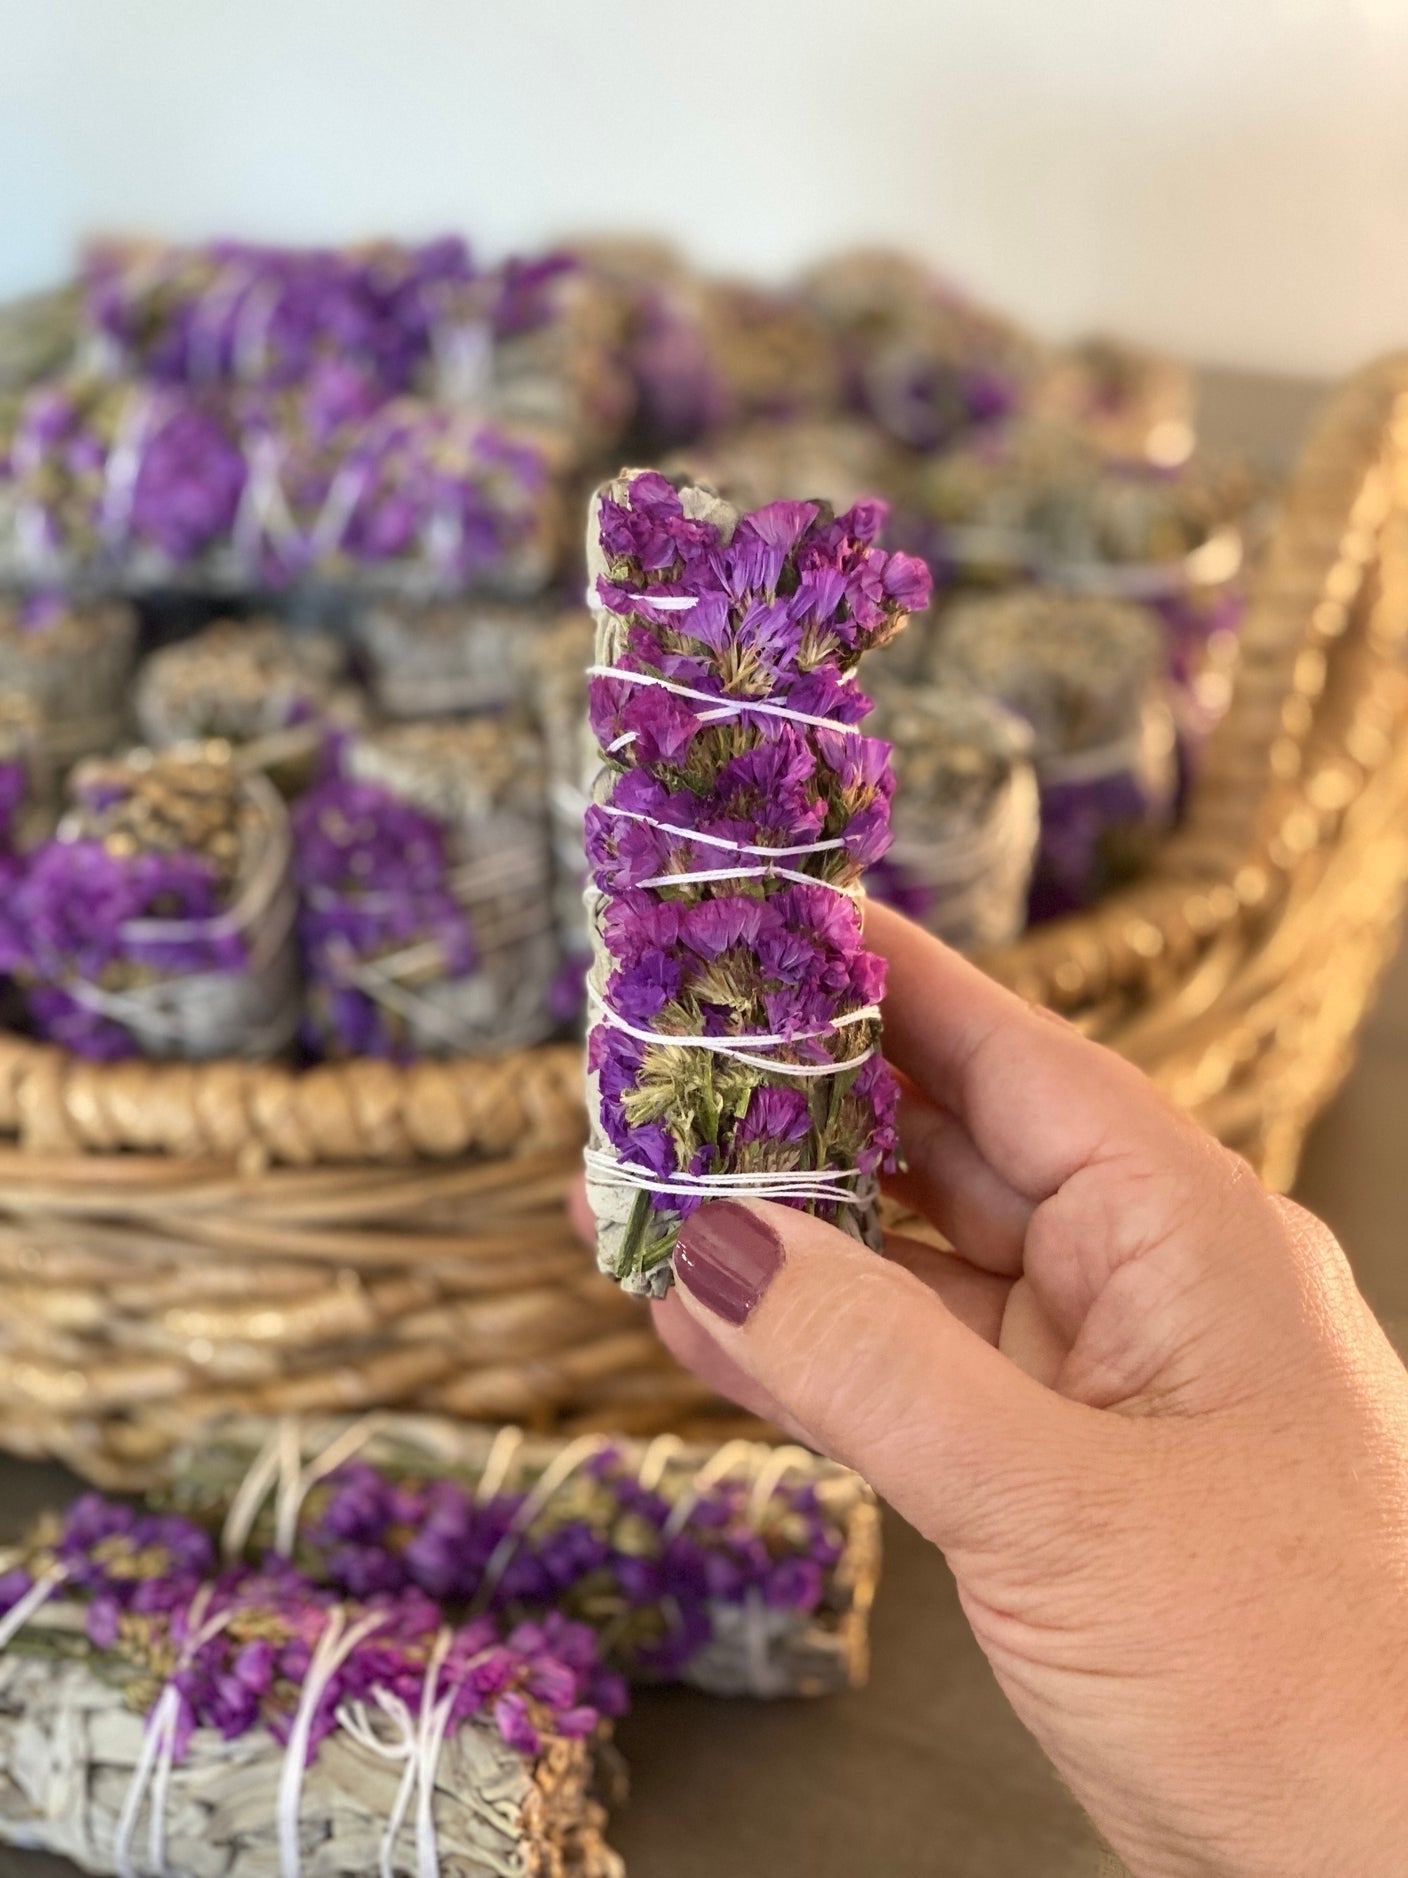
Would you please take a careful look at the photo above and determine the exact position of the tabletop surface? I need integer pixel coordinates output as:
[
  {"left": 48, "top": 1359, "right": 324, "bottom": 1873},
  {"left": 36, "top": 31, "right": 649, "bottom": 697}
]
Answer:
[{"left": 2, "top": 368, "right": 1404, "bottom": 1878}]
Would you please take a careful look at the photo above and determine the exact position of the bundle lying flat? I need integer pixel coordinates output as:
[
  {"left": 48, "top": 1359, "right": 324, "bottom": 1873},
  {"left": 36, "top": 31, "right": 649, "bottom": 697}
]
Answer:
[
  {"left": 80, "top": 237, "right": 633, "bottom": 463},
  {"left": 582, "top": 470, "right": 931, "bottom": 1294},
  {"left": 427, "top": 252, "right": 635, "bottom": 463},
  {"left": 0, "top": 1492, "right": 624, "bottom": 1878},
  {"left": 165, "top": 1415, "right": 882, "bottom": 1700},
  {"left": 0, "top": 373, "right": 559, "bottom": 597},
  {"left": 81, "top": 235, "right": 476, "bottom": 392}
]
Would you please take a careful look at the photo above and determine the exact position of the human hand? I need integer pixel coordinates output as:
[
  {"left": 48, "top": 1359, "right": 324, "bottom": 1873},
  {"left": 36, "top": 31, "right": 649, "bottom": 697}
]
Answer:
[{"left": 653, "top": 902, "right": 1408, "bottom": 1878}]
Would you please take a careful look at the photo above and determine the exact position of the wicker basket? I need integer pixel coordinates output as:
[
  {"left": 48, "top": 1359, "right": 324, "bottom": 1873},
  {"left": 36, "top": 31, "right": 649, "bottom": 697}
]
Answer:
[{"left": 2, "top": 358, "right": 1408, "bottom": 1488}]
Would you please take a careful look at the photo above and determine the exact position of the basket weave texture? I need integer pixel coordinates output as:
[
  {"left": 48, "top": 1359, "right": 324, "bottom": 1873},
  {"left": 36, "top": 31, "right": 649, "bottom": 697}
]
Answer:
[{"left": 3, "top": 360, "right": 1408, "bottom": 1487}]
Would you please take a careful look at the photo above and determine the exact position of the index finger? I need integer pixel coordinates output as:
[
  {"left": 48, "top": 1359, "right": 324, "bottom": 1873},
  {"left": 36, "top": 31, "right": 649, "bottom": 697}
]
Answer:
[{"left": 862, "top": 900, "right": 1208, "bottom": 1202}]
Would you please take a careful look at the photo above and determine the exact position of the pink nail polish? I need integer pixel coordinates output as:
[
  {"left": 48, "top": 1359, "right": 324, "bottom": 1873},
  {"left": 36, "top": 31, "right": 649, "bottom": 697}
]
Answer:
[{"left": 673, "top": 1202, "right": 785, "bottom": 1326}]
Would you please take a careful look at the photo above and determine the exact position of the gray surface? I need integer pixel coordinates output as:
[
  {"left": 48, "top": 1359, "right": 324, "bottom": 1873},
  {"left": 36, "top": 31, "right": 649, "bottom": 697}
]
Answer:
[{"left": 1, "top": 366, "right": 1398, "bottom": 1878}]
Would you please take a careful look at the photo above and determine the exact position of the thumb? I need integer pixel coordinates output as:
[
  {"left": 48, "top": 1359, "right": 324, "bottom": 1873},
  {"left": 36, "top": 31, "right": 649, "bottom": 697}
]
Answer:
[{"left": 670, "top": 1198, "right": 1096, "bottom": 1556}]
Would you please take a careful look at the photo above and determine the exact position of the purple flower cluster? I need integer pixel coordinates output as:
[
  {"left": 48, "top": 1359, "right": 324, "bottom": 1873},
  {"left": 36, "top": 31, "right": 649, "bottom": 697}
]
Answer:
[
  {"left": 587, "top": 472, "right": 929, "bottom": 1286},
  {"left": 3, "top": 372, "right": 553, "bottom": 591},
  {"left": 288, "top": 1444, "right": 846, "bottom": 1683},
  {"left": 0, "top": 1491, "right": 612, "bottom": 1763},
  {"left": 83, "top": 236, "right": 477, "bottom": 393},
  {"left": 293, "top": 774, "right": 476, "bottom": 1060}
]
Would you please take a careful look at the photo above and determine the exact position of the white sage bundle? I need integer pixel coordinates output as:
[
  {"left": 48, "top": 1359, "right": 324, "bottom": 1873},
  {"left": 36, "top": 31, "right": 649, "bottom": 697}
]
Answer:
[
  {"left": 799, "top": 247, "right": 1042, "bottom": 449},
  {"left": 0, "top": 1495, "right": 624, "bottom": 1878},
  {"left": 0, "top": 1654, "right": 622, "bottom": 1878},
  {"left": 165, "top": 1413, "right": 884, "bottom": 1702},
  {"left": 583, "top": 470, "right": 929, "bottom": 1293},
  {"left": 430, "top": 256, "right": 635, "bottom": 466},
  {"left": 5, "top": 744, "right": 301, "bottom": 1061}
]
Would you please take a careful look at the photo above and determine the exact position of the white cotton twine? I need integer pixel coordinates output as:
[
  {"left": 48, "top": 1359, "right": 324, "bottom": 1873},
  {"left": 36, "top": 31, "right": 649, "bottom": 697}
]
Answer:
[{"left": 113, "top": 1588, "right": 234, "bottom": 1878}]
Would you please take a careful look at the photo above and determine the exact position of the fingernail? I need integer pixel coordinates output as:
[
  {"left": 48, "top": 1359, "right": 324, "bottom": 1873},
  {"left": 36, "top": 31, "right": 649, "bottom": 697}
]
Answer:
[{"left": 673, "top": 1201, "right": 785, "bottom": 1326}]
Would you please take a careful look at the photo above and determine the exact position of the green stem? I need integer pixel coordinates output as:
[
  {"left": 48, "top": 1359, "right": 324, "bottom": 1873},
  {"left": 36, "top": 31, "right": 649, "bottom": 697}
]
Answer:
[{"left": 616, "top": 1188, "right": 654, "bottom": 1281}]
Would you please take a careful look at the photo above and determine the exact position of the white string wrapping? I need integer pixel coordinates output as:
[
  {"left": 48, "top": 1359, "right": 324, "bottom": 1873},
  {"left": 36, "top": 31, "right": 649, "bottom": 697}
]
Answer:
[
  {"left": 471, "top": 1435, "right": 614, "bottom": 1615},
  {"left": 590, "top": 664, "right": 869, "bottom": 747},
  {"left": 97, "top": 389, "right": 163, "bottom": 553},
  {"left": 588, "top": 985, "right": 878, "bottom": 1058},
  {"left": 594, "top": 801, "right": 849, "bottom": 862},
  {"left": 584, "top": 1147, "right": 866, "bottom": 1208},
  {"left": 112, "top": 1589, "right": 234, "bottom": 1878},
  {"left": 337, "top": 1627, "right": 456, "bottom": 1878},
  {"left": 660, "top": 1440, "right": 768, "bottom": 1542},
  {"left": 221, "top": 1414, "right": 388, "bottom": 1562},
  {"left": 277, "top": 1607, "right": 387, "bottom": 1878},
  {"left": 587, "top": 982, "right": 878, "bottom": 1082},
  {"left": 0, "top": 1566, "right": 67, "bottom": 1652},
  {"left": 473, "top": 1426, "right": 528, "bottom": 1506},
  {"left": 590, "top": 793, "right": 860, "bottom": 900}
]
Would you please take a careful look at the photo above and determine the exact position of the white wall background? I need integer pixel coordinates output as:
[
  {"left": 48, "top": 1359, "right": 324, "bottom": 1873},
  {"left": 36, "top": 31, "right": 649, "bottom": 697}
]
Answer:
[{"left": 3, "top": 0, "right": 1408, "bottom": 376}]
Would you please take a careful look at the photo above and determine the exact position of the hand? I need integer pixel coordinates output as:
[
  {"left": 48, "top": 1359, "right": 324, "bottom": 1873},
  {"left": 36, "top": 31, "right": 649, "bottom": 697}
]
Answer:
[{"left": 654, "top": 902, "right": 1408, "bottom": 1878}]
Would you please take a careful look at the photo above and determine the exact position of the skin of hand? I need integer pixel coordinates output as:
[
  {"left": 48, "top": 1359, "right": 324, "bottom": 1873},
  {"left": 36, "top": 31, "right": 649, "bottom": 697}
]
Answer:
[{"left": 645, "top": 902, "right": 1408, "bottom": 1878}]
